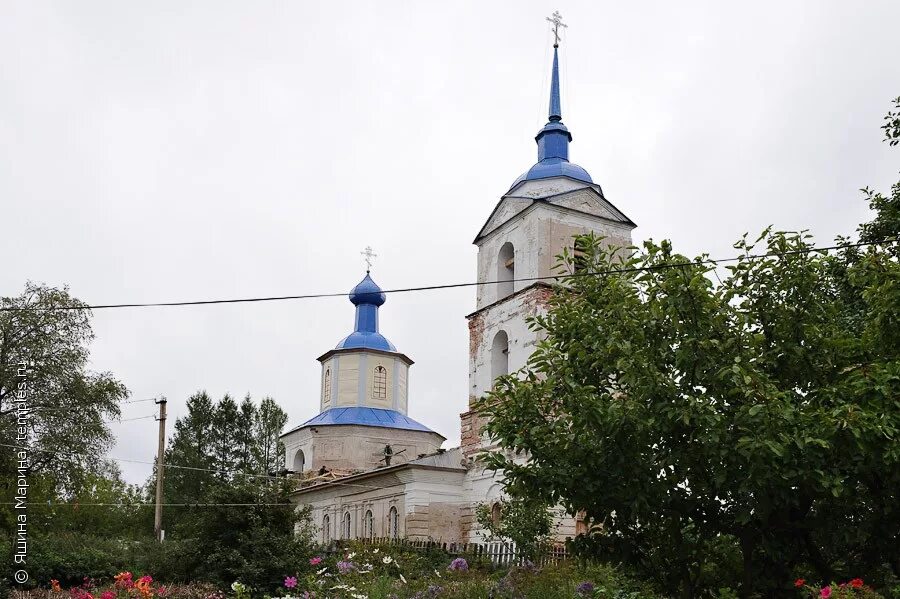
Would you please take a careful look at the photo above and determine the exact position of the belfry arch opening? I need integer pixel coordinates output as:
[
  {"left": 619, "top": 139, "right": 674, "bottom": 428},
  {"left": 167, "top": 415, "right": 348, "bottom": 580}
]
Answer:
[
  {"left": 491, "top": 330, "right": 509, "bottom": 381},
  {"left": 497, "top": 242, "right": 515, "bottom": 299}
]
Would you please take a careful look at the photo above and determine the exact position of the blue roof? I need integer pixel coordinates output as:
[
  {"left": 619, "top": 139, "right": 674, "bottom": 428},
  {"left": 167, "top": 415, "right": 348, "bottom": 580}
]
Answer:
[
  {"left": 297, "top": 407, "right": 439, "bottom": 434},
  {"left": 511, "top": 45, "right": 594, "bottom": 189},
  {"left": 336, "top": 331, "right": 396, "bottom": 351},
  {"left": 512, "top": 158, "right": 593, "bottom": 188},
  {"left": 335, "top": 273, "right": 397, "bottom": 352}
]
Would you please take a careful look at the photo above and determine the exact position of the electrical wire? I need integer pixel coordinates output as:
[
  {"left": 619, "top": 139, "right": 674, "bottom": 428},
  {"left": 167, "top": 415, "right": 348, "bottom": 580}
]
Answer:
[
  {"left": 0, "top": 442, "right": 434, "bottom": 493},
  {"left": 0, "top": 239, "right": 892, "bottom": 313}
]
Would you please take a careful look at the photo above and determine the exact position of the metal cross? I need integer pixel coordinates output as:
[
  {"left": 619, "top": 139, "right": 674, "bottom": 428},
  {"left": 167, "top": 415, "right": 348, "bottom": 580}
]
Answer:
[
  {"left": 361, "top": 246, "right": 377, "bottom": 272},
  {"left": 546, "top": 11, "right": 567, "bottom": 47}
]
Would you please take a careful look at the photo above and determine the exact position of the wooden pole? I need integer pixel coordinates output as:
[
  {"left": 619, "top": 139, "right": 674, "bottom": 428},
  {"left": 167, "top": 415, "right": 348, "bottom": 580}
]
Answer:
[{"left": 154, "top": 397, "right": 167, "bottom": 542}]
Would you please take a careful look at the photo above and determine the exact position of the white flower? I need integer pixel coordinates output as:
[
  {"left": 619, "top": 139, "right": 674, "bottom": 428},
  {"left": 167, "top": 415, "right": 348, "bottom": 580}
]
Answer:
[
  {"left": 351, "top": 594, "right": 367, "bottom": 599},
  {"left": 316, "top": 567, "right": 328, "bottom": 575},
  {"left": 434, "top": 569, "right": 442, "bottom": 578},
  {"left": 373, "top": 548, "right": 379, "bottom": 554},
  {"left": 347, "top": 552, "right": 356, "bottom": 559},
  {"left": 399, "top": 574, "right": 407, "bottom": 584},
  {"left": 382, "top": 556, "right": 393, "bottom": 564}
]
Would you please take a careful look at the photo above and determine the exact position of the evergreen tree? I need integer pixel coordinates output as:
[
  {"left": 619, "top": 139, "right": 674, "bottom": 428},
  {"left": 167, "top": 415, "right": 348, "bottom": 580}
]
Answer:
[{"left": 255, "top": 396, "right": 288, "bottom": 475}]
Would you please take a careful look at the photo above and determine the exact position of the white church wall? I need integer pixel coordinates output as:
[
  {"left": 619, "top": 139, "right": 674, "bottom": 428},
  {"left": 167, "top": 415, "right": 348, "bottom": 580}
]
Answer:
[
  {"left": 282, "top": 424, "right": 445, "bottom": 474},
  {"left": 507, "top": 177, "right": 595, "bottom": 200},
  {"left": 320, "top": 350, "right": 411, "bottom": 413},
  {"left": 336, "top": 353, "right": 360, "bottom": 407},
  {"left": 294, "top": 466, "right": 466, "bottom": 544}
]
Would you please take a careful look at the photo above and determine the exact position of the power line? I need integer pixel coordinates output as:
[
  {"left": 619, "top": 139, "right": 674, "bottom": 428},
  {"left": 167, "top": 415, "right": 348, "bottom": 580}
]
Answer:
[
  {"left": 106, "top": 414, "right": 156, "bottom": 423},
  {"left": 0, "top": 442, "right": 409, "bottom": 492},
  {"left": 0, "top": 239, "right": 893, "bottom": 313}
]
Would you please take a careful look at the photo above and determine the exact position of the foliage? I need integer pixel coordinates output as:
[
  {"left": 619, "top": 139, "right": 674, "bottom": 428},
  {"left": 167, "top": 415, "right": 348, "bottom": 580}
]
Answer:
[
  {"left": 476, "top": 102, "right": 900, "bottom": 597},
  {"left": 0, "top": 283, "right": 127, "bottom": 495},
  {"left": 278, "top": 543, "right": 657, "bottom": 598},
  {"left": 146, "top": 480, "right": 314, "bottom": 591},
  {"left": 14, "top": 557, "right": 659, "bottom": 599},
  {"left": 474, "top": 496, "right": 555, "bottom": 561},
  {"left": 162, "top": 391, "right": 288, "bottom": 536},
  {"left": 883, "top": 96, "right": 900, "bottom": 146}
]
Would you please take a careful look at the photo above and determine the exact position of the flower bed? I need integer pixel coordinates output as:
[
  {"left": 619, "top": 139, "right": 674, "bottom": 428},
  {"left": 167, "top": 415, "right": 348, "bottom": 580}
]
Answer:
[{"left": 12, "top": 544, "right": 890, "bottom": 599}]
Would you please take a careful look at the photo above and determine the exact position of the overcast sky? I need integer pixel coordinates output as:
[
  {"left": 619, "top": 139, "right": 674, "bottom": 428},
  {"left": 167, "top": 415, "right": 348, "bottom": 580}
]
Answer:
[{"left": 2, "top": 1, "right": 899, "bottom": 485}]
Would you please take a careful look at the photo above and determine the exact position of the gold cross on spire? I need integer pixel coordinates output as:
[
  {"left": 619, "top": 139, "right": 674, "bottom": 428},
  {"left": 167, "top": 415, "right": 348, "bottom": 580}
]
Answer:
[
  {"left": 361, "top": 246, "right": 378, "bottom": 272},
  {"left": 546, "top": 10, "right": 567, "bottom": 48}
]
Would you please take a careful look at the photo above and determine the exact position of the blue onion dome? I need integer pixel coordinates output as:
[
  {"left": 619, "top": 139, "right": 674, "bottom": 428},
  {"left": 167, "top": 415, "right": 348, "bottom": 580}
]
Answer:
[
  {"left": 336, "top": 272, "right": 396, "bottom": 351},
  {"left": 349, "top": 273, "right": 386, "bottom": 306}
]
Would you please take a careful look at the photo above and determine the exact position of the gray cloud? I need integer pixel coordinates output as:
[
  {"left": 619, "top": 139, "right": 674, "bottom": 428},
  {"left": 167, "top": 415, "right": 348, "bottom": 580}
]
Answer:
[{"left": 2, "top": 0, "right": 898, "bottom": 484}]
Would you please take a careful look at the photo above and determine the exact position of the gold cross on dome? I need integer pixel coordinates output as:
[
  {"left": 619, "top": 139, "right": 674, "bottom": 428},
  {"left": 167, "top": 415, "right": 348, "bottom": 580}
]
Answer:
[
  {"left": 546, "top": 11, "right": 567, "bottom": 47},
  {"left": 361, "top": 246, "right": 378, "bottom": 272}
]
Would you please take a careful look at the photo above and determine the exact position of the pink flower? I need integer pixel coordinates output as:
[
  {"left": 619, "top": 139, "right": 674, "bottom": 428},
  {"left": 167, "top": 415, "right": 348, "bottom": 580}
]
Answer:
[
  {"left": 850, "top": 579, "right": 864, "bottom": 589},
  {"left": 284, "top": 577, "right": 297, "bottom": 589},
  {"left": 821, "top": 586, "right": 832, "bottom": 599},
  {"left": 101, "top": 591, "right": 115, "bottom": 599},
  {"left": 309, "top": 557, "right": 322, "bottom": 566}
]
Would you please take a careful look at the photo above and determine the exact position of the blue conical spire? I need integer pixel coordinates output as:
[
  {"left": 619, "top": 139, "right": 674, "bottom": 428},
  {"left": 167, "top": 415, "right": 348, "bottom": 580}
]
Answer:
[
  {"left": 535, "top": 46, "right": 572, "bottom": 163},
  {"left": 510, "top": 40, "right": 593, "bottom": 189},
  {"left": 549, "top": 46, "right": 562, "bottom": 121}
]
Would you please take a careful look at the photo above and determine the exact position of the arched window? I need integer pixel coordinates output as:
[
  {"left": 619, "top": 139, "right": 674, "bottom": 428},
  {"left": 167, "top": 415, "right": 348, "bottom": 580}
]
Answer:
[
  {"left": 293, "top": 449, "right": 305, "bottom": 474},
  {"left": 364, "top": 509, "right": 374, "bottom": 539},
  {"left": 373, "top": 366, "right": 387, "bottom": 400},
  {"left": 322, "top": 514, "right": 330, "bottom": 543},
  {"left": 491, "top": 502, "right": 502, "bottom": 526},
  {"left": 388, "top": 506, "right": 399, "bottom": 539},
  {"left": 322, "top": 368, "right": 332, "bottom": 405},
  {"left": 342, "top": 512, "right": 351, "bottom": 539},
  {"left": 491, "top": 331, "right": 509, "bottom": 381},
  {"left": 497, "top": 242, "right": 515, "bottom": 298}
]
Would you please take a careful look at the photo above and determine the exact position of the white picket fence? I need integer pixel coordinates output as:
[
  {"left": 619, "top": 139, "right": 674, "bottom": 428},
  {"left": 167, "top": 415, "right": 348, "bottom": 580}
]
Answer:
[{"left": 329, "top": 537, "right": 569, "bottom": 566}]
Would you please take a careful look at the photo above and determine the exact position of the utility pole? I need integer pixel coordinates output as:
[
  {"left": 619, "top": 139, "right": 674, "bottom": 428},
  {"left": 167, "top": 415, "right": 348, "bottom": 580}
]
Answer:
[{"left": 153, "top": 397, "right": 167, "bottom": 542}]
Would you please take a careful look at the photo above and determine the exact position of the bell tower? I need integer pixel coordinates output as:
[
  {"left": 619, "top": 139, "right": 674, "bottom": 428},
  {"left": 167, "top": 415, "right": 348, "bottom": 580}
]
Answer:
[{"left": 459, "top": 13, "right": 637, "bottom": 539}]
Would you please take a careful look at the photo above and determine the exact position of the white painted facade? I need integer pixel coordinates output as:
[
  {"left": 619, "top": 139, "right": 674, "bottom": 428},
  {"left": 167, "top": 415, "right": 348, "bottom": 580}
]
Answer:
[{"left": 318, "top": 350, "right": 410, "bottom": 414}]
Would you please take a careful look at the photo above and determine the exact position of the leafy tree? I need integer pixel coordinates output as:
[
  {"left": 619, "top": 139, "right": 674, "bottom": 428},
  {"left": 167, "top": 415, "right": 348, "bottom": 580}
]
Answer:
[
  {"left": 152, "top": 479, "right": 313, "bottom": 591},
  {"left": 477, "top": 102, "right": 900, "bottom": 597},
  {"left": 0, "top": 283, "right": 127, "bottom": 493},
  {"left": 475, "top": 496, "right": 555, "bottom": 561}
]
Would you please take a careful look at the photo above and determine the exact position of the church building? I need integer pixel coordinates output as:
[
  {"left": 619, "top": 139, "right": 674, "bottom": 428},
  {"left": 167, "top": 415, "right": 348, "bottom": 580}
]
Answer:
[{"left": 281, "top": 22, "right": 636, "bottom": 544}]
